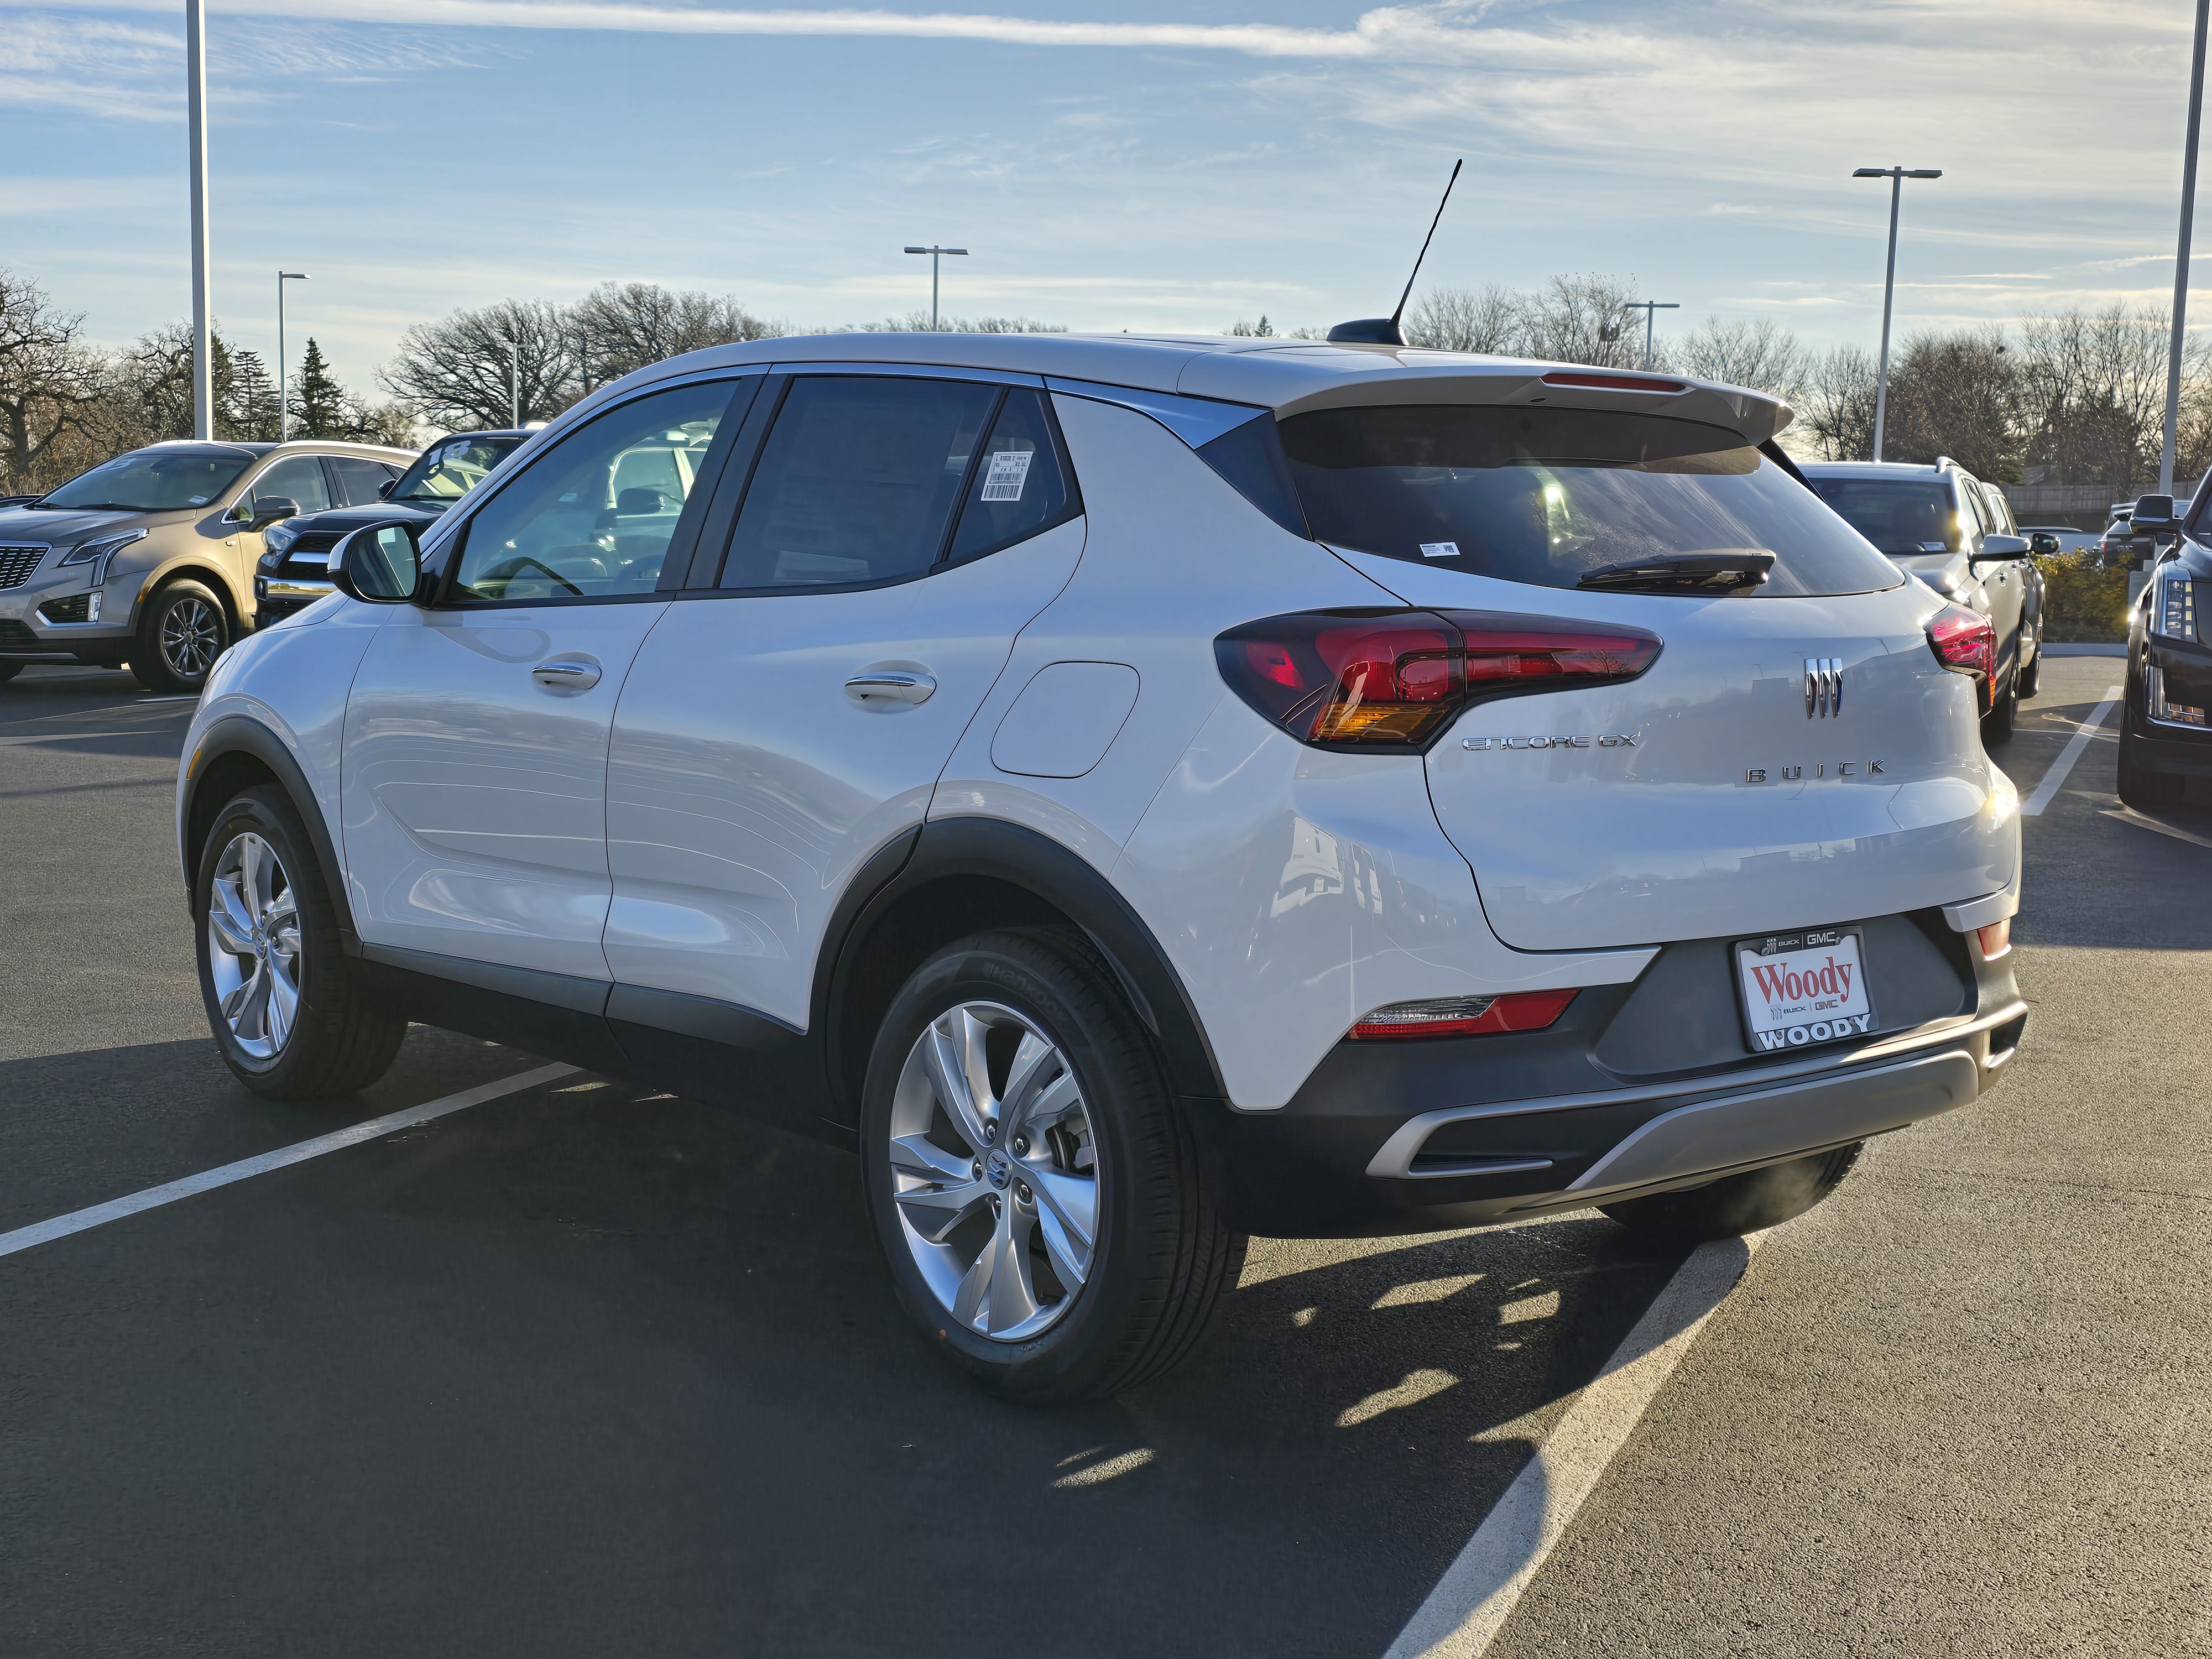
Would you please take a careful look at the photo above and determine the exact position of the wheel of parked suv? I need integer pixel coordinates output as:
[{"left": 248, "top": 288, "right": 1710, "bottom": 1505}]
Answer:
[
  {"left": 2117, "top": 721, "right": 2184, "bottom": 808},
  {"left": 1981, "top": 645, "right": 2020, "bottom": 744},
  {"left": 860, "top": 928, "right": 1244, "bottom": 1402},
  {"left": 2016, "top": 627, "right": 2042, "bottom": 699},
  {"left": 134, "top": 578, "right": 229, "bottom": 695},
  {"left": 1599, "top": 1142, "right": 1863, "bottom": 1244},
  {"left": 194, "top": 785, "right": 405, "bottom": 1099}
]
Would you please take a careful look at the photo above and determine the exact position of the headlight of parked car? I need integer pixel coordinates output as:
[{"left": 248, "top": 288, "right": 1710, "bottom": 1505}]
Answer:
[
  {"left": 2153, "top": 570, "right": 2199, "bottom": 643},
  {"left": 58, "top": 526, "right": 147, "bottom": 587},
  {"left": 262, "top": 520, "right": 299, "bottom": 556}
]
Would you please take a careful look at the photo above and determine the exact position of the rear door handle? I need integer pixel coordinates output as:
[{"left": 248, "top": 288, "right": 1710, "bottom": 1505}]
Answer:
[
  {"left": 533, "top": 655, "right": 602, "bottom": 692},
  {"left": 844, "top": 667, "right": 936, "bottom": 706}
]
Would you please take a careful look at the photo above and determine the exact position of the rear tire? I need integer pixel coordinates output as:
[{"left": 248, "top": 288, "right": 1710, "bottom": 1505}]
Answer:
[
  {"left": 194, "top": 785, "right": 405, "bottom": 1099},
  {"left": 135, "top": 578, "right": 229, "bottom": 695},
  {"left": 860, "top": 927, "right": 1243, "bottom": 1403},
  {"left": 1600, "top": 1142, "right": 1863, "bottom": 1243},
  {"left": 1981, "top": 649, "right": 2019, "bottom": 744},
  {"left": 2016, "top": 628, "right": 2042, "bottom": 699},
  {"left": 2117, "top": 721, "right": 2185, "bottom": 808}
]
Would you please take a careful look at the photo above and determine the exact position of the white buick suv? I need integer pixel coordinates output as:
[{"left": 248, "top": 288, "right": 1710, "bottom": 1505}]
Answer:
[{"left": 175, "top": 335, "right": 2026, "bottom": 1400}]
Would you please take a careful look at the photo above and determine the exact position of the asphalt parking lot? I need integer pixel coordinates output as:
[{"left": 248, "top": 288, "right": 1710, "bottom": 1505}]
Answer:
[{"left": 1, "top": 653, "right": 2206, "bottom": 1658}]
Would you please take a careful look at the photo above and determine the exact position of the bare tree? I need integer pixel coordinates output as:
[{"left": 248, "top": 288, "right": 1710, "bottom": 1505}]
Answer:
[
  {"left": 2017, "top": 303, "right": 2175, "bottom": 486},
  {"left": 571, "top": 281, "right": 781, "bottom": 390},
  {"left": 1515, "top": 274, "right": 1641, "bottom": 368},
  {"left": 849, "top": 311, "right": 1067, "bottom": 334},
  {"left": 1670, "top": 317, "right": 1804, "bottom": 399},
  {"left": 1883, "top": 328, "right": 2023, "bottom": 482},
  {"left": 0, "top": 268, "right": 111, "bottom": 492},
  {"left": 1403, "top": 285, "right": 1521, "bottom": 353},
  {"left": 381, "top": 299, "right": 578, "bottom": 431},
  {"left": 1794, "top": 345, "right": 1880, "bottom": 461}
]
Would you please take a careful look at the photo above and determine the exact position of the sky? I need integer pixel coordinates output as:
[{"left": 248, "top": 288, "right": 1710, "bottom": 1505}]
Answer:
[{"left": 5, "top": 0, "right": 2211, "bottom": 395}]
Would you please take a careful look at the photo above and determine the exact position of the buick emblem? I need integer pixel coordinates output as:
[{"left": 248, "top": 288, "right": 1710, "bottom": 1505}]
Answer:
[
  {"left": 1805, "top": 658, "right": 1843, "bottom": 718},
  {"left": 983, "top": 1149, "right": 1013, "bottom": 1190}
]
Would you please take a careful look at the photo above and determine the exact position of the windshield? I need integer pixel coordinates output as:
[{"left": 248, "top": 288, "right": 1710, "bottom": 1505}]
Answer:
[
  {"left": 390, "top": 436, "right": 521, "bottom": 505},
  {"left": 1277, "top": 406, "right": 1900, "bottom": 597},
  {"left": 38, "top": 447, "right": 254, "bottom": 513},
  {"left": 1805, "top": 478, "right": 1961, "bottom": 557}
]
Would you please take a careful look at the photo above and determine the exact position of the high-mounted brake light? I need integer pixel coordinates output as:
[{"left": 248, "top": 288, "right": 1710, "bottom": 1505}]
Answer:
[
  {"left": 1349, "top": 989, "right": 1579, "bottom": 1040},
  {"left": 1925, "top": 603, "right": 1996, "bottom": 695},
  {"left": 1216, "top": 609, "right": 1662, "bottom": 752},
  {"left": 1538, "top": 372, "right": 1687, "bottom": 394}
]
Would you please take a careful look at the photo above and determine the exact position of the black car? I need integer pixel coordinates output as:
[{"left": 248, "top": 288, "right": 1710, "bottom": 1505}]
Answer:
[
  {"left": 254, "top": 431, "right": 528, "bottom": 625},
  {"left": 2119, "top": 490, "right": 2212, "bottom": 806}
]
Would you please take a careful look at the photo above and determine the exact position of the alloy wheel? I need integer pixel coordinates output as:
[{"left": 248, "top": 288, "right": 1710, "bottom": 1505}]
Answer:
[
  {"left": 206, "top": 832, "right": 301, "bottom": 1060},
  {"left": 161, "top": 596, "right": 222, "bottom": 679},
  {"left": 886, "top": 1000, "right": 1099, "bottom": 1342}
]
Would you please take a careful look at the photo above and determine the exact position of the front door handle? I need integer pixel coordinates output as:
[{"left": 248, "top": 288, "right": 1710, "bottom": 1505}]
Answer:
[
  {"left": 533, "top": 655, "right": 602, "bottom": 693},
  {"left": 844, "top": 667, "right": 936, "bottom": 706}
]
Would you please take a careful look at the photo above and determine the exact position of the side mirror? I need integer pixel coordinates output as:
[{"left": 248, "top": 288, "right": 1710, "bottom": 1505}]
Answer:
[
  {"left": 2028, "top": 531, "right": 2060, "bottom": 556},
  {"left": 328, "top": 521, "right": 424, "bottom": 603},
  {"left": 2132, "top": 493, "right": 2179, "bottom": 534},
  {"left": 249, "top": 495, "right": 300, "bottom": 530},
  {"left": 376, "top": 479, "right": 396, "bottom": 499},
  {"left": 1970, "top": 533, "right": 2030, "bottom": 565}
]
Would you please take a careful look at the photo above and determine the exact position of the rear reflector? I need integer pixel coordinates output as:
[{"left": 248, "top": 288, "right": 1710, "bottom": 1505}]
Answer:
[
  {"left": 1348, "top": 988, "right": 1579, "bottom": 1040},
  {"left": 1976, "top": 919, "right": 2011, "bottom": 961},
  {"left": 1926, "top": 603, "right": 1996, "bottom": 688},
  {"left": 1538, "top": 371, "right": 1687, "bottom": 394},
  {"left": 1216, "top": 609, "right": 1662, "bottom": 752}
]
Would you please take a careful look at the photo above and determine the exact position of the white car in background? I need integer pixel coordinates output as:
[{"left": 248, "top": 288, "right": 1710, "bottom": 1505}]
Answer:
[{"left": 174, "top": 335, "right": 2026, "bottom": 1401}]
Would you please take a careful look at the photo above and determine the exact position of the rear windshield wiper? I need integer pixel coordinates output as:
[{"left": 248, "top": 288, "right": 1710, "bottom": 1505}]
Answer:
[{"left": 1576, "top": 550, "right": 1776, "bottom": 592}]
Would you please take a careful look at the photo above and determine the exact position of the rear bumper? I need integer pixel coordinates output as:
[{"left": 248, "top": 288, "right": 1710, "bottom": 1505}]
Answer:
[{"left": 1188, "top": 909, "right": 2023, "bottom": 1237}]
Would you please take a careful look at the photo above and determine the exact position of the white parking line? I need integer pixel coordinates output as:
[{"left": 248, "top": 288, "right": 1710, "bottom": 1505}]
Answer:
[
  {"left": 2021, "top": 685, "right": 2123, "bottom": 817},
  {"left": 1383, "top": 1234, "right": 1764, "bottom": 1659},
  {"left": 0, "top": 1062, "right": 574, "bottom": 1261},
  {"left": 2103, "top": 806, "right": 2212, "bottom": 849}
]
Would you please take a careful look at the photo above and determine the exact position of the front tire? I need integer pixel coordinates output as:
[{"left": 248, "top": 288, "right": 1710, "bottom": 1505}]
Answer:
[
  {"left": 2117, "top": 719, "right": 2184, "bottom": 808},
  {"left": 194, "top": 785, "right": 405, "bottom": 1099},
  {"left": 860, "top": 928, "right": 1243, "bottom": 1403},
  {"left": 135, "top": 578, "right": 229, "bottom": 694},
  {"left": 1600, "top": 1142, "right": 1863, "bottom": 1243}
]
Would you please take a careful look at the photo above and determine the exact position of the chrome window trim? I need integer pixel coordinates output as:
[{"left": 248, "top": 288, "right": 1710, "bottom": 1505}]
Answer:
[{"left": 1364, "top": 998, "right": 2028, "bottom": 1180}]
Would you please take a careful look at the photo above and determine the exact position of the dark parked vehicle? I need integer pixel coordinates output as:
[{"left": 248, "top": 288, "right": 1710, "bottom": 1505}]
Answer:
[
  {"left": 255, "top": 431, "right": 528, "bottom": 625},
  {"left": 2120, "top": 491, "right": 2212, "bottom": 806}
]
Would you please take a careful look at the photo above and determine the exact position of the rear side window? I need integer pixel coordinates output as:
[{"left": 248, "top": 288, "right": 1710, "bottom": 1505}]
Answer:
[
  {"left": 1278, "top": 405, "right": 1901, "bottom": 598},
  {"left": 720, "top": 376, "right": 1000, "bottom": 589},
  {"left": 946, "top": 389, "right": 1077, "bottom": 565},
  {"left": 327, "top": 455, "right": 395, "bottom": 506}
]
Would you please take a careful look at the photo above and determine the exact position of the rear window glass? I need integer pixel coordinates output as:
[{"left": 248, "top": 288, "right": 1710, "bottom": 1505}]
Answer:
[
  {"left": 1277, "top": 406, "right": 1901, "bottom": 598},
  {"left": 1808, "top": 479, "right": 1961, "bottom": 556}
]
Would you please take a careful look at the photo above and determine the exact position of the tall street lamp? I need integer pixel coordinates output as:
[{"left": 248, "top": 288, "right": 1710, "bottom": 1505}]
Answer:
[
  {"left": 186, "top": 0, "right": 212, "bottom": 441},
  {"left": 1620, "top": 300, "right": 1678, "bottom": 371},
  {"left": 2161, "top": 0, "right": 2210, "bottom": 497},
  {"left": 1853, "top": 165, "right": 1943, "bottom": 462},
  {"left": 276, "top": 272, "right": 308, "bottom": 442},
  {"left": 903, "top": 246, "right": 968, "bottom": 330}
]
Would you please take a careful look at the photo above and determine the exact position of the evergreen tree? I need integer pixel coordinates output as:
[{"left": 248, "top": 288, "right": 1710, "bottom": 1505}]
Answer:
[
  {"left": 223, "top": 347, "right": 278, "bottom": 441},
  {"left": 290, "top": 338, "right": 348, "bottom": 439}
]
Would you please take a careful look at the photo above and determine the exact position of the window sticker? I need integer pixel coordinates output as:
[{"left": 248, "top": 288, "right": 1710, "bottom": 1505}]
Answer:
[
  {"left": 980, "top": 448, "right": 1034, "bottom": 502},
  {"left": 189, "top": 495, "right": 210, "bottom": 506},
  {"left": 1419, "top": 540, "right": 1460, "bottom": 559}
]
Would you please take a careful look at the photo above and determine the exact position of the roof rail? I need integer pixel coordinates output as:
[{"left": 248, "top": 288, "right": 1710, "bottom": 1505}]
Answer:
[{"left": 1934, "top": 454, "right": 1959, "bottom": 472}]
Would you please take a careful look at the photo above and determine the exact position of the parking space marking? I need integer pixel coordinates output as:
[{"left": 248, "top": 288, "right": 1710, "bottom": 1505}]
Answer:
[
  {"left": 1383, "top": 1234, "right": 1764, "bottom": 1659},
  {"left": 0, "top": 1062, "right": 574, "bottom": 1262},
  {"left": 2102, "top": 806, "right": 2212, "bottom": 849},
  {"left": 2020, "top": 685, "right": 2122, "bottom": 817}
]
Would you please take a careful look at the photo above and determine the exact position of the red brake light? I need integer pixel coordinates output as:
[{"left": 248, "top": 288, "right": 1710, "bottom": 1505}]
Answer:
[
  {"left": 1349, "top": 989, "right": 1579, "bottom": 1040},
  {"left": 1538, "top": 372, "right": 1687, "bottom": 394},
  {"left": 1216, "top": 609, "right": 1662, "bottom": 751},
  {"left": 1926, "top": 603, "right": 1996, "bottom": 684}
]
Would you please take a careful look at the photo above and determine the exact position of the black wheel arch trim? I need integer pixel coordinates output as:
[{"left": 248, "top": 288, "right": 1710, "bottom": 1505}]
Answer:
[
  {"left": 817, "top": 815, "right": 1230, "bottom": 1117},
  {"left": 181, "top": 714, "right": 357, "bottom": 951}
]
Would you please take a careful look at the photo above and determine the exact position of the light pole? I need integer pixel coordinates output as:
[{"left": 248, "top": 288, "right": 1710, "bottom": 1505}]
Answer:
[
  {"left": 1853, "top": 165, "right": 1943, "bottom": 462},
  {"left": 1620, "top": 300, "right": 1678, "bottom": 371},
  {"left": 186, "top": 0, "right": 212, "bottom": 441},
  {"left": 2161, "top": 0, "right": 2210, "bottom": 497},
  {"left": 902, "top": 246, "right": 968, "bottom": 330},
  {"left": 276, "top": 272, "right": 307, "bottom": 442},
  {"left": 493, "top": 332, "right": 519, "bottom": 428}
]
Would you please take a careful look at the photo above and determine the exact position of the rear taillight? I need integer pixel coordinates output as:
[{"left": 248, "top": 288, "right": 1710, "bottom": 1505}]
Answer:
[
  {"left": 1925, "top": 604, "right": 1996, "bottom": 688},
  {"left": 1349, "top": 989, "right": 1579, "bottom": 1040},
  {"left": 1215, "top": 609, "right": 1662, "bottom": 752}
]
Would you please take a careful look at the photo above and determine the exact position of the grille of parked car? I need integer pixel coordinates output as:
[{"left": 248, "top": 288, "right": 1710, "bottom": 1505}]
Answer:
[
  {"left": 39, "top": 593, "right": 92, "bottom": 624},
  {"left": 0, "top": 545, "right": 49, "bottom": 589}
]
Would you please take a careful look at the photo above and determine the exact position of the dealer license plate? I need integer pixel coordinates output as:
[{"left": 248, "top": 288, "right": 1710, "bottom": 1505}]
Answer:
[{"left": 1734, "top": 927, "right": 1876, "bottom": 1054}]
